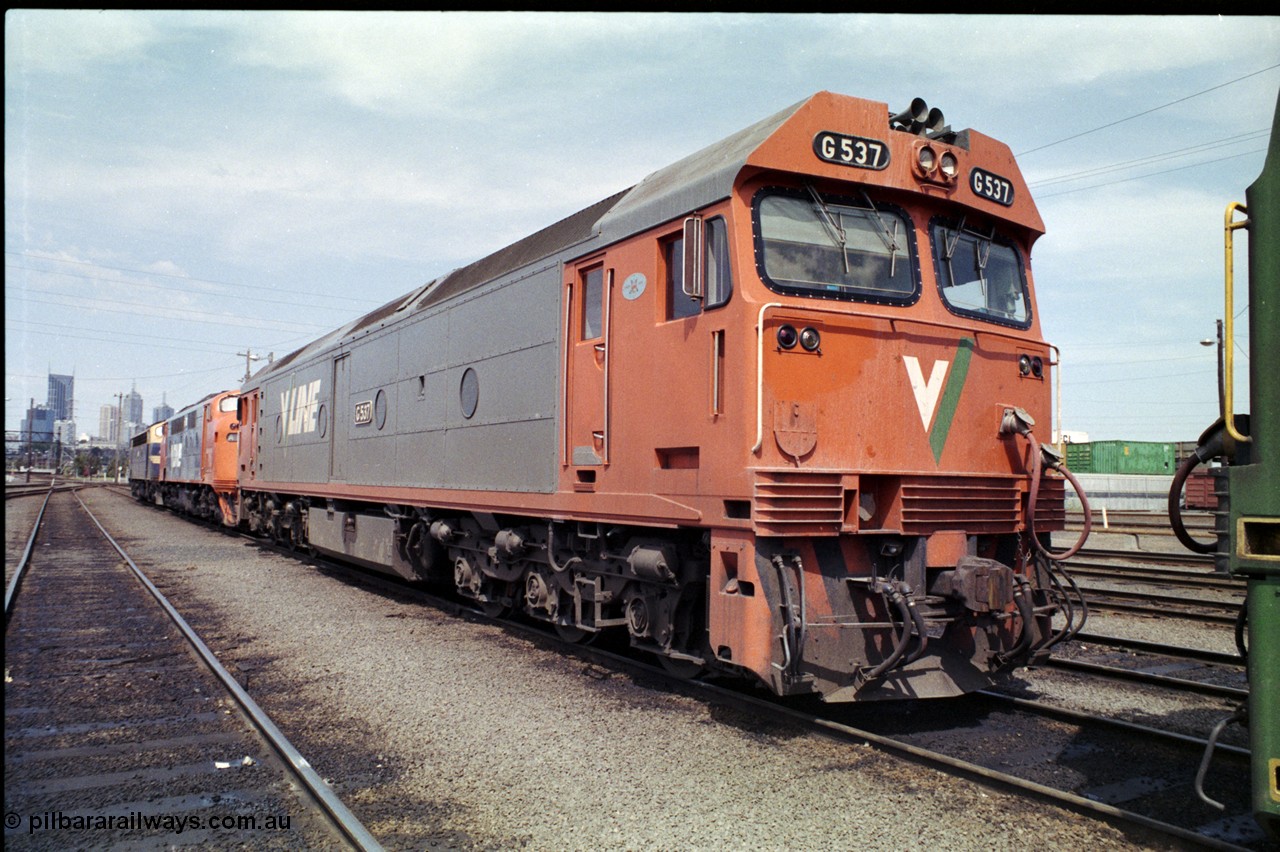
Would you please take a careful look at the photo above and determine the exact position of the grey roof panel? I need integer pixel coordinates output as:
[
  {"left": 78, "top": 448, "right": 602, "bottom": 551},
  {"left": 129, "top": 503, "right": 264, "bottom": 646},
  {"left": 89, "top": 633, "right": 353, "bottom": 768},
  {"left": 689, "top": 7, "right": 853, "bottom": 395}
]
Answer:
[{"left": 594, "top": 97, "right": 808, "bottom": 243}]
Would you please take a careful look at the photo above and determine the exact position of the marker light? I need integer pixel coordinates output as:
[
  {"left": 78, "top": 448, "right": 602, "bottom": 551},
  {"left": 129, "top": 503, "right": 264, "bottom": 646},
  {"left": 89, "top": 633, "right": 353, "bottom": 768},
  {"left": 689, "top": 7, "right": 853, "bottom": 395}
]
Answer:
[
  {"left": 1032, "top": 357, "right": 1044, "bottom": 378},
  {"left": 917, "top": 146, "right": 937, "bottom": 174},
  {"left": 939, "top": 152, "right": 959, "bottom": 178},
  {"left": 777, "top": 325, "right": 798, "bottom": 349},
  {"left": 800, "top": 327, "right": 821, "bottom": 352}
]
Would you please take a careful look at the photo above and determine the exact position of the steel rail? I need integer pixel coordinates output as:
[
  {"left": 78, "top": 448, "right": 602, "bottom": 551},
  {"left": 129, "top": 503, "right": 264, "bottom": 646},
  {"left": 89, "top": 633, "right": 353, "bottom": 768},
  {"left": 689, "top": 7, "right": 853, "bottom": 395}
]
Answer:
[
  {"left": 1065, "top": 562, "right": 1244, "bottom": 590},
  {"left": 1080, "top": 585, "right": 1243, "bottom": 612},
  {"left": 1073, "top": 632, "right": 1244, "bottom": 667},
  {"left": 721, "top": 681, "right": 1253, "bottom": 851},
  {"left": 976, "top": 690, "right": 1250, "bottom": 759},
  {"left": 4, "top": 486, "right": 53, "bottom": 625},
  {"left": 436, "top": 594, "right": 1255, "bottom": 851},
  {"left": 1076, "top": 547, "right": 1215, "bottom": 566},
  {"left": 72, "top": 492, "right": 384, "bottom": 852},
  {"left": 1045, "top": 656, "right": 1248, "bottom": 700},
  {"left": 1082, "top": 597, "right": 1239, "bottom": 626}
]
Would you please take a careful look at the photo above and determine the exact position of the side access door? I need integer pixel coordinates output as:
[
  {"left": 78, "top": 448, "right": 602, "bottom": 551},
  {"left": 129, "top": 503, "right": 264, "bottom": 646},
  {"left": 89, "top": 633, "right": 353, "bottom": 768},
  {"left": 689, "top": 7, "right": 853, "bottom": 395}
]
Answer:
[{"left": 565, "top": 260, "right": 611, "bottom": 485}]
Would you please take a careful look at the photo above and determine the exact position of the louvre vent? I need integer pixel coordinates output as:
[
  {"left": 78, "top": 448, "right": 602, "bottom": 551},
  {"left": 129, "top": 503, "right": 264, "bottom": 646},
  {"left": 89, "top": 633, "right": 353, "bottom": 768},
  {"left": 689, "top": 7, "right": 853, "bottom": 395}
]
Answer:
[
  {"left": 901, "top": 477, "right": 1020, "bottom": 535},
  {"left": 753, "top": 470, "right": 844, "bottom": 537}
]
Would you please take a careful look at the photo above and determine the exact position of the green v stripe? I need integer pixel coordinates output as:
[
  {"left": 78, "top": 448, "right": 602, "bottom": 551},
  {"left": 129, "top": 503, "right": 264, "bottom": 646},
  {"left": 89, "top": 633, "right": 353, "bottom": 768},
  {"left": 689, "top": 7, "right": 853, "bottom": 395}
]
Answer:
[{"left": 928, "top": 337, "right": 975, "bottom": 463}]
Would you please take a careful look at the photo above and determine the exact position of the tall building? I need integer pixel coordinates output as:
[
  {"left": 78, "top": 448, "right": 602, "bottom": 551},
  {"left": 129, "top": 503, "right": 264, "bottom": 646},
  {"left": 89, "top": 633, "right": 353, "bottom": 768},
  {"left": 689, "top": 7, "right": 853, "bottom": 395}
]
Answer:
[
  {"left": 20, "top": 404, "right": 55, "bottom": 443},
  {"left": 124, "top": 383, "right": 144, "bottom": 429},
  {"left": 47, "top": 373, "right": 74, "bottom": 421},
  {"left": 99, "top": 404, "right": 119, "bottom": 443},
  {"left": 54, "top": 420, "right": 77, "bottom": 445},
  {"left": 152, "top": 393, "right": 174, "bottom": 424}
]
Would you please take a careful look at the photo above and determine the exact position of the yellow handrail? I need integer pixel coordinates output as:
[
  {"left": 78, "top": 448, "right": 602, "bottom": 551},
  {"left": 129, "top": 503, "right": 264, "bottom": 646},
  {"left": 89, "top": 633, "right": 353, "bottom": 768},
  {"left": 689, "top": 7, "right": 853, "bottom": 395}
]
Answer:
[{"left": 1224, "top": 201, "right": 1252, "bottom": 444}]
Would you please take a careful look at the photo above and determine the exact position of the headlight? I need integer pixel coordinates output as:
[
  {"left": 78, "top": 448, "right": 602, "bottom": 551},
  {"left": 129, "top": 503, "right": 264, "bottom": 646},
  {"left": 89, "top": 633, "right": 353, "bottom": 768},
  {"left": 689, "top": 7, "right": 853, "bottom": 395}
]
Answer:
[
  {"left": 1018, "top": 354, "right": 1032, "bottom": 376},
  {"left": 800, "top": 327, "right": 821, "bottom": 352}
]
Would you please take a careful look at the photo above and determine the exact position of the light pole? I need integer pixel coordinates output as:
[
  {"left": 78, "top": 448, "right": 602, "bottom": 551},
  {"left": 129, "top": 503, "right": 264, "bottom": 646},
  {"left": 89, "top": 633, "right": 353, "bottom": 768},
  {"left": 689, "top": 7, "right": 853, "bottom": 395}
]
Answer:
[
  {"left": 237, "top": 349, "right": 261, "bottom": 384},
  {"left": 25, "top": 397, "right": 34, "bottom": 484},
  {"left": 1200, "top": 318, "right": 1225, "bottom": 418},
  {"left": 114, "top": 392, "right": 124, "bottom": 484}
]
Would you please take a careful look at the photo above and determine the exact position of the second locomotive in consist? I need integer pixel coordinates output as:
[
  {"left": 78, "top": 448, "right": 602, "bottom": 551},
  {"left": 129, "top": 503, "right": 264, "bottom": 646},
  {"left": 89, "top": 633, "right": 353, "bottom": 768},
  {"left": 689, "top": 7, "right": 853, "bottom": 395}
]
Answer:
[
  {"left": 131, "top": 390, "right": 240, "bottom": 525},
  {"left": 139, "top": 91, "right": 1088, "bottom": 702}
]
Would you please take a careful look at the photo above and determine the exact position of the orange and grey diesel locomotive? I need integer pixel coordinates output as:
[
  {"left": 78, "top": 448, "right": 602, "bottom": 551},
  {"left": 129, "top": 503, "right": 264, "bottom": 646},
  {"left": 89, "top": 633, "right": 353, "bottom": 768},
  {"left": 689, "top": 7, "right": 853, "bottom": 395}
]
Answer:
[
  {"left": 130, "top": 390, "right": 241, "bottom": 525},
  {"left": 149, "top": 91, "right": 1091, "bottom": 702}
]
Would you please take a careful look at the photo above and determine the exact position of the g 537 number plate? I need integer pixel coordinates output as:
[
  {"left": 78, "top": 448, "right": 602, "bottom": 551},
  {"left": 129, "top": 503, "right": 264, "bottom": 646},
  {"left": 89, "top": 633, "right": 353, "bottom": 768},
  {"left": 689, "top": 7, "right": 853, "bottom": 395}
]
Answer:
[
  {"left": 813, "top": 131, "right": 890, "bottom": 171},
  {"left": 970, "top": 167, "right": 1014, "bottom": 206}
]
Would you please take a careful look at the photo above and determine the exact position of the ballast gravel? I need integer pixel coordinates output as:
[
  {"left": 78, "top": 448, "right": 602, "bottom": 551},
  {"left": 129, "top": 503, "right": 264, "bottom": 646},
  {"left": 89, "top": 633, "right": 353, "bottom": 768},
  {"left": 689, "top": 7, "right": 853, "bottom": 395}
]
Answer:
[{"left": 76, "top": 489, "right": 1181, "bottom": 851}]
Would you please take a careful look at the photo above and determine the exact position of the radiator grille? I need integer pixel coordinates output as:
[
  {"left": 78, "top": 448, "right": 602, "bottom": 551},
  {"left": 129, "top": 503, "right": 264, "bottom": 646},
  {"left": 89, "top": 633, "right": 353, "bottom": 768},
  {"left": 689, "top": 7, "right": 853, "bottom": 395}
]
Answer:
[
  {"left": 753, "top": 470, "right": 844, "bottom": 537},
  {"left": 900, "top": 477, "right": 1020, "bottom": 535}
]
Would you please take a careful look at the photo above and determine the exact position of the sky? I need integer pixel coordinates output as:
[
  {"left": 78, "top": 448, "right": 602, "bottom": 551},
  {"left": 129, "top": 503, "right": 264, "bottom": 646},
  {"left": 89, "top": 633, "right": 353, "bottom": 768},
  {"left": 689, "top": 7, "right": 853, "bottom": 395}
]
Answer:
[{"left": 5, "top": 11, "right": 1278, "bottom": 446}]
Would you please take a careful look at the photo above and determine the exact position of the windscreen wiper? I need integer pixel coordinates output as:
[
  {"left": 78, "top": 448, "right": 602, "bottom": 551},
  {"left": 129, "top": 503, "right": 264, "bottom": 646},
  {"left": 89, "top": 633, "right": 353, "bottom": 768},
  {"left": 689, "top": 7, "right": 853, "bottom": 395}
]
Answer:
[
  {"left": 806, "top": 183, "right": 851, "bottom": 274},
  {"left": 858, "top": 190, "right": 900, "bottom": 278}
]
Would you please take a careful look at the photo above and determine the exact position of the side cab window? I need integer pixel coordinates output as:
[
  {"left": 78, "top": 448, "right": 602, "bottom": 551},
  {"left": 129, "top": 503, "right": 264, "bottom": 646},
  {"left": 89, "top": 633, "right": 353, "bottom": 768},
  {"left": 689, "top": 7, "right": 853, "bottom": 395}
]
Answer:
[{"left": 665, "top": 215, "right": 733, "bottom": 320}]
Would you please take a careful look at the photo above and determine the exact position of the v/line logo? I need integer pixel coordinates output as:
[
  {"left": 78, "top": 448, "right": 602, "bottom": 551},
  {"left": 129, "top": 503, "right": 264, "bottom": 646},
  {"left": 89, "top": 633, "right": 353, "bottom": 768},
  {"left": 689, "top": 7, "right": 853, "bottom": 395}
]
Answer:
[
  {"left": 280, "top": 380, "right": 322, "bottom": 437},
  {"left": 903, "top": 338, "right": 975, "bottom": 463}
]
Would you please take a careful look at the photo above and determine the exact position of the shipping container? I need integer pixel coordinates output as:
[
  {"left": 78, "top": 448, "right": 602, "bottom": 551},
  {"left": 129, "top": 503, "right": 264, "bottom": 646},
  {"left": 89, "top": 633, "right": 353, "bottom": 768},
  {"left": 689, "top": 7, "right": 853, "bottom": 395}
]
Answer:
[{"left": 1064, "top": 440, "right": 1177, "bottom": 476}]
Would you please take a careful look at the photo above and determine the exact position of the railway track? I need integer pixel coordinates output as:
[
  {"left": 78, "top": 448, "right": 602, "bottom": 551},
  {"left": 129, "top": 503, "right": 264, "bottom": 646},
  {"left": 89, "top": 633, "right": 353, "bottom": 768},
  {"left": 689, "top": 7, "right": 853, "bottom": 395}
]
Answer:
[
  {"left": 3, "top": 490, "right": 381, "bottom": 850},
  {"left": 1077, "top": 548, "right": 1218, "bottom": 568},
  {"left": 515, "top": 617, "right": 1261, "bottom": 848},
  {"left": 37, "top": 487, "right": 1268, "bottom": 850},
  {"left": 1065, "top": 510, "right": 1215, "bottom": 533},
  {"left": 226, "top": 511, "right": 1264, "bottom": 849},
  {"left": 1078, "top": 586, "right": 1242, "bottom": 626},
  {"left": 1067, "top": 560, "right": 1242, "bottom": 592},
  {"left": 3, "top": 480, "right": 94, "bottom": 501}
]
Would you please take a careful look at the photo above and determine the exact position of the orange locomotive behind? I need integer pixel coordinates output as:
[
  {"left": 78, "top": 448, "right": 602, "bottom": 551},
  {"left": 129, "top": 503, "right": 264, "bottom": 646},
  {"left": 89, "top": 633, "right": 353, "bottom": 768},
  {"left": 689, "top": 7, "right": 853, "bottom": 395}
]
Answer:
[
  {"left": 225, "top": 90, "right": 1087, "bottom": 702},
  {"left": 131, "top": 390, "right": 241, "bottom": 525}
]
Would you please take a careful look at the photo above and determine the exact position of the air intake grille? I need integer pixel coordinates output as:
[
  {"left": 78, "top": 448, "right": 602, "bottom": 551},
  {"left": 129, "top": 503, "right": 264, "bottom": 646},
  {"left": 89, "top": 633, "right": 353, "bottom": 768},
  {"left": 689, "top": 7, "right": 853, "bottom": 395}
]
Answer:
[
  {"left": 901, "top": 477, "right": 1021, "bottom": 535},
  {"left": 753, "top": 470, "right": 844, "bottom": 537}
]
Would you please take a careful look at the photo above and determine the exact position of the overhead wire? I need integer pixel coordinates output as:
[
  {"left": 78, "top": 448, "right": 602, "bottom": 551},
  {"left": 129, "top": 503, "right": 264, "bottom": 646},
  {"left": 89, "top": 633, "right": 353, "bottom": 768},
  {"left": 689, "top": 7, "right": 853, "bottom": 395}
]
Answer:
[
  {"left": 1028, "top": 129, "right": 1270, "bottom": 188},
  {"left": 1016, "top": 63, "right": 1280, "bottom": 156}
]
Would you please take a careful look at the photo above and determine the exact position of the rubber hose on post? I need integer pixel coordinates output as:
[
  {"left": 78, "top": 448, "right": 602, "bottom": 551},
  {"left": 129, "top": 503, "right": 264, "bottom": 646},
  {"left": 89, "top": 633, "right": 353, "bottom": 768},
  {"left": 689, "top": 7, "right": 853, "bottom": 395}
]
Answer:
[
  {"left": 1169, "top": 453, "right": 1216, "bottom": 554},
  {"left": 1027, "top": 433, "right": 1092, "bottom": 561}
]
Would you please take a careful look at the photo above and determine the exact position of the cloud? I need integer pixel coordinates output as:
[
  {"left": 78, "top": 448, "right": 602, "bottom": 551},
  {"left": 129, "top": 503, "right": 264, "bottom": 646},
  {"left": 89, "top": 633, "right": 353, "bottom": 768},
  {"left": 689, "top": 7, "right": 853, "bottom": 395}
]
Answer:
[
  {"left": 222, "top": 12, "right": 696, "bottom": 118},
  {"left": 4, "top": 10, "right": 166, "bottom": 74}
]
